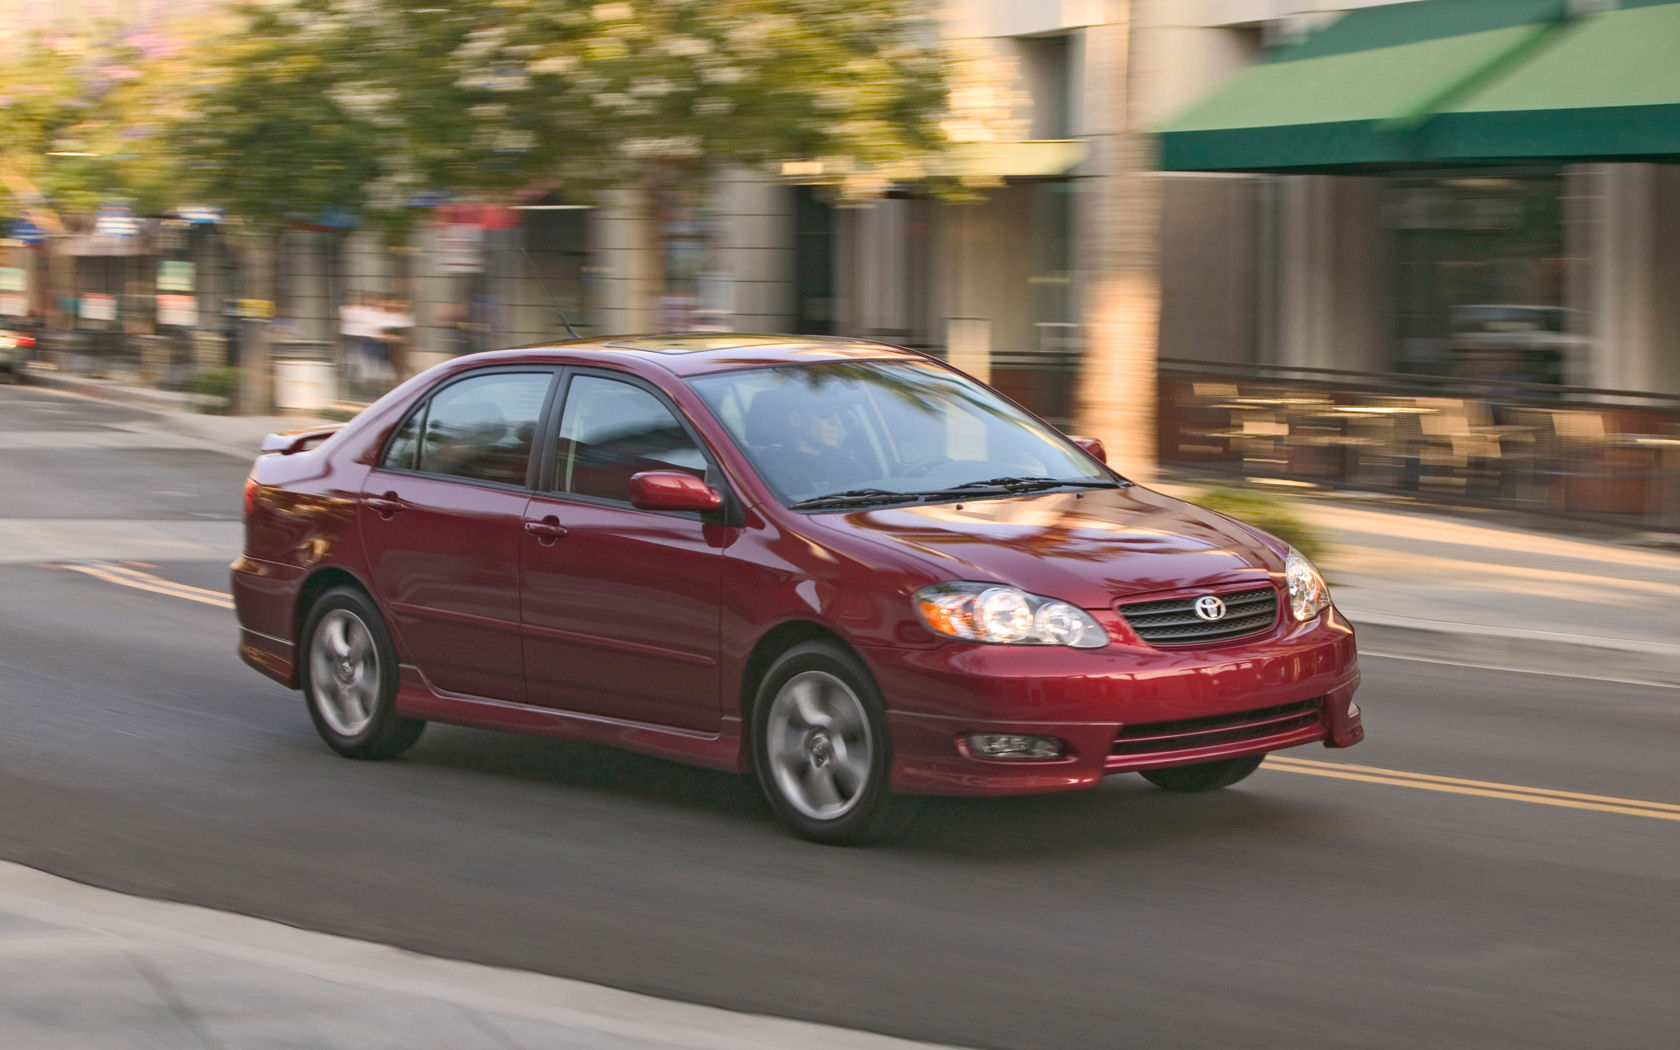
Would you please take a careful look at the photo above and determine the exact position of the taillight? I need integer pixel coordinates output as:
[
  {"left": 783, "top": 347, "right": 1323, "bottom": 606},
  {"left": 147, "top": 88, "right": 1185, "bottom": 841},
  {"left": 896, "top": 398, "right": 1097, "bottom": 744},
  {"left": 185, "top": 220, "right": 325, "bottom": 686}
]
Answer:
[
  {"left": 17, "top": 335, "right": 34, "bottom": 348},
  {"left": 243, "top": 475, "right": 259, "bottom": 518}
]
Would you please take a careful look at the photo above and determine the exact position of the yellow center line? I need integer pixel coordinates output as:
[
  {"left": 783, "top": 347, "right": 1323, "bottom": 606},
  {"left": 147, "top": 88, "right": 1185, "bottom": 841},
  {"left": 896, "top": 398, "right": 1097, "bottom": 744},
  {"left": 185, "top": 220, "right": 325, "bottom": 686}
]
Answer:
[
  {"left": 38, "top": 560, "right": 1680, "bottom": 825},
  {"left": 1267, "top": 757, "right": 1680, "bottom": 822},
  {"left": 52, "top": 563, "right": 234, "bottom": 610},
  {"left": 92, "top": 561, "right": 234, "bottom": 601}
]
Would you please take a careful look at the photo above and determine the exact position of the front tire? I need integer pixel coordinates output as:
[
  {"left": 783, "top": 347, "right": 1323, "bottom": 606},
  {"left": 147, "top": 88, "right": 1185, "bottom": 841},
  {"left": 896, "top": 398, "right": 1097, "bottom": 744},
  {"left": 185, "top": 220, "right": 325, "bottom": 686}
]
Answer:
[
  {"left": 300, "top": 587, "right": 424, "bottom": 760},
  {"left": 752, "top": 642, "right": 893, "bottom": 844},
  {"left": 1140, "top": 754, "right": 1264, "bottom": 792}
]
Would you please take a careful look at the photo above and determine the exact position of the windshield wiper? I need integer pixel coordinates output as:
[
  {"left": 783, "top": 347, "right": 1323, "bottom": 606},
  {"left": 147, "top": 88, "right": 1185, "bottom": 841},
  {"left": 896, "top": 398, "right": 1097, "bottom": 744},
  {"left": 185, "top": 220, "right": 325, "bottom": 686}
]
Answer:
[
  {"left": 925, "top": 476, "right": 1122, "bottom": 498},
  {"left": 788, "top": 488, "right": 922, "bottom": 511}
]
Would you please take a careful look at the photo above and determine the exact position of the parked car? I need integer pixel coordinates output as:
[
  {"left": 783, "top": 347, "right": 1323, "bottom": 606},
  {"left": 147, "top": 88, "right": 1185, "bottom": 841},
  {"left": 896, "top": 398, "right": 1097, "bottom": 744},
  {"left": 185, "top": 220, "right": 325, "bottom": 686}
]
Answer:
[
  {"left": 0, "top": 324, "right": 37, "bottom": 378},
  {"left": 1449, "top": 304, "right": 1582, "bottom": 387},
  {"left": 233, "top": 334, "right": 1362, "bottom": 842}
]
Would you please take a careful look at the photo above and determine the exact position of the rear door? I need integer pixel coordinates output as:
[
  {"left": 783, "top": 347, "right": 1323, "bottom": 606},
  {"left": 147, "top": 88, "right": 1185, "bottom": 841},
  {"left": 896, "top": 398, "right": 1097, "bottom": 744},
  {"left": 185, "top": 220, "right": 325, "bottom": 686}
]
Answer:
[
  {"left": 520, "top": 370, "right": 726, "bottom": 731},
  {"left": 361, "top": 369, "right": 556, "bottom": 701}
]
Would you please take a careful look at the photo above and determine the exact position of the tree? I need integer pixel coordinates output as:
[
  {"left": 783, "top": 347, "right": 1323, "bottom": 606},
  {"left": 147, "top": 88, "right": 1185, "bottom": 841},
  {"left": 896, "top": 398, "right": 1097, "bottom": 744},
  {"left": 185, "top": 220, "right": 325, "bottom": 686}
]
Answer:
[
  {"left": 0, "top": 18, "right": 227, "bottom": 329},
  {"left": 178, "top": 0, "right": 954, "bottom": 338}
]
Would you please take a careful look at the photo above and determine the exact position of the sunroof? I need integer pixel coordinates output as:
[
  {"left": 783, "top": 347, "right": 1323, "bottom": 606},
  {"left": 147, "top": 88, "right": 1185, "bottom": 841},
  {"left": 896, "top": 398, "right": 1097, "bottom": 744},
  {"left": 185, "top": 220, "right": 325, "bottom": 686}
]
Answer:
[{"left": 602, "top": 335, "right": 793, "bottom": 355}]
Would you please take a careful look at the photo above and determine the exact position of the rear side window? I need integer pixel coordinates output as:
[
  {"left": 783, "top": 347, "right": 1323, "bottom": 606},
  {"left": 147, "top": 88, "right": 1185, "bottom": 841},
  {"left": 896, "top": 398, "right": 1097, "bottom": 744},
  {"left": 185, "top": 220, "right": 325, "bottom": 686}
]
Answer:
[{"left": 386, "top": 372, "right": 551, "bottom": 486}]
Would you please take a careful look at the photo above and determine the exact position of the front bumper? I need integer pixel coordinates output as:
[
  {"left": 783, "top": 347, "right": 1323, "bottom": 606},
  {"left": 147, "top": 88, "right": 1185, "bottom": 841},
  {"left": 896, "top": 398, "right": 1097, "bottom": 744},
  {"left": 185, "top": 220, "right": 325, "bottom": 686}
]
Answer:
[{"left": 865, "top": 609, "right": 1362, "bottom": 796}]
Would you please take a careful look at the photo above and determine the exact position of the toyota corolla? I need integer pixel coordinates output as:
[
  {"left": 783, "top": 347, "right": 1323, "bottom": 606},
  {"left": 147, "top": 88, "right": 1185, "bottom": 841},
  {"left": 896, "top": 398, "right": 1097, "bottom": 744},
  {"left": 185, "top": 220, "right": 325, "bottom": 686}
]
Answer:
[{"left": 233, "top": 334, "right": 1362, "bottom": 842}]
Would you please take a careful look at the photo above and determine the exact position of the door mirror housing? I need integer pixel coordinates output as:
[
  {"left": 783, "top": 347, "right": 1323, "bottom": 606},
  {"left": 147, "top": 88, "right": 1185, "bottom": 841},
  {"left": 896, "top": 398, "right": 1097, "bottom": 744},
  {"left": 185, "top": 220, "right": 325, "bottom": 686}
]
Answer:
[
  {"left": 629, "top": 471, "right": 723, "bottom": 513},
  {"left": 1070, "top": 436, "right": 1107, "bottom": 464}
]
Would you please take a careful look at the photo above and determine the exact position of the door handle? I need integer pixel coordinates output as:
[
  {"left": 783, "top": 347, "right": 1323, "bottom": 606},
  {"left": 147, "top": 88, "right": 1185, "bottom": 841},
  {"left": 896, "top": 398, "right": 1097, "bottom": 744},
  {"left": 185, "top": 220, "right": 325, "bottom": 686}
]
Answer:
[
  {"left": 524, "top": 517, "right": 568, "bottom": 542},
  {"left": 366, "top": 493, "right": 405, "bottom": 518}
]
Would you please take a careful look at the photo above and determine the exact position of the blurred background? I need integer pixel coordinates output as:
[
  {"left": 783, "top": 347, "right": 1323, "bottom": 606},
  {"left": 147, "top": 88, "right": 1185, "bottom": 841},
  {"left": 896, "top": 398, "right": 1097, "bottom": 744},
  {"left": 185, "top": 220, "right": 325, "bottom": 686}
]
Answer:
[{"left": 2, "top": 0, "right": 1678, "bottom": 530}]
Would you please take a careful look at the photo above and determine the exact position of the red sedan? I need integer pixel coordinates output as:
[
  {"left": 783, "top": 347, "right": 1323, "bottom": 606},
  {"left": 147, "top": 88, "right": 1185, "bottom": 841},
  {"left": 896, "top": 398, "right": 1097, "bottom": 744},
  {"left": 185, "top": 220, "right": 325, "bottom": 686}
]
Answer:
[{"left": 234, "top": 334, "right": 1362, "bottom": 842}]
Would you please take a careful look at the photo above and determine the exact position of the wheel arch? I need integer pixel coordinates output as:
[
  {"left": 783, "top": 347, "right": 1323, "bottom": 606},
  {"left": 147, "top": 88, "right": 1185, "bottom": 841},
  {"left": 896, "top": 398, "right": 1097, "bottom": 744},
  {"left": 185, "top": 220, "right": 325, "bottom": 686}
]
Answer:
[
  {"left": 294, "top": 566, "right": 377, "bottom": 651},
  {"left": 739, "top": 620, "right": 869, "bottom": 725}
]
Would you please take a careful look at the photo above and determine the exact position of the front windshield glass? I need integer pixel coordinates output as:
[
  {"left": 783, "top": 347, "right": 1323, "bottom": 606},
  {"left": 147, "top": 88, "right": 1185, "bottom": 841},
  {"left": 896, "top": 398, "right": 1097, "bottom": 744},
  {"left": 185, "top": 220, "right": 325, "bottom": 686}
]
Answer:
[{"left": 687, "top": 359, "right": 1115, "bottom": 507}]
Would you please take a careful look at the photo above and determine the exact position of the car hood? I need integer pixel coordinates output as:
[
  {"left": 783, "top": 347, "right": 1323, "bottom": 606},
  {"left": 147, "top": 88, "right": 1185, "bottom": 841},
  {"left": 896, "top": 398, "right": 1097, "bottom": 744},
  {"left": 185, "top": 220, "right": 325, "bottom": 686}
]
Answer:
[{"left": 819, "top": 485, "right": 1282, "bottom": 607}]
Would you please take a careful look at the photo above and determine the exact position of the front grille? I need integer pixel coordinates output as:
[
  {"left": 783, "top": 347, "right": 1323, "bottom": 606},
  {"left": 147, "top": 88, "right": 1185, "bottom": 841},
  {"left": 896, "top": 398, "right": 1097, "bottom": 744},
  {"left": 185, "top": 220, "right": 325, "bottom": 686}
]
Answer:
[
  {"left": 1118, "top": 586, "right": 1277, "bottom": 646},
  {"left": 1109, "top": 699, "right": 1323, "bottom": 758}
]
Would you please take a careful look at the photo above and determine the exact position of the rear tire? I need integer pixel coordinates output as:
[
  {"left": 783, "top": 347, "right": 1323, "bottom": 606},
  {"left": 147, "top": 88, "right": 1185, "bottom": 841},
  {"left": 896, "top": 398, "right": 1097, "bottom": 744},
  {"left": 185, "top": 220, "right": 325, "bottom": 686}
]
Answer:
[
  {"left": 752, "top": 642, "right": 896, "bottom": 845},
  {"left": 1140, "top": 754, "right": 1264, "bottom": 792},
  {"left": 300, "top": 587, "right": 424, "bottom": 760}
]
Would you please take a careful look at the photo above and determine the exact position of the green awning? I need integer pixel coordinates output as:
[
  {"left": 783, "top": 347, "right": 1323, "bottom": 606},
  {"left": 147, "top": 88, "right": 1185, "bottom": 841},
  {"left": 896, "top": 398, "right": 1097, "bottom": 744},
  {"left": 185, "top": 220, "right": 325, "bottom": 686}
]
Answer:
[
  {"left": 1158, "top": 0, "right": 1680, "bottom": 173},
  {"left": 1424, "top": 1, "right": 1680, "bottom": 163}
]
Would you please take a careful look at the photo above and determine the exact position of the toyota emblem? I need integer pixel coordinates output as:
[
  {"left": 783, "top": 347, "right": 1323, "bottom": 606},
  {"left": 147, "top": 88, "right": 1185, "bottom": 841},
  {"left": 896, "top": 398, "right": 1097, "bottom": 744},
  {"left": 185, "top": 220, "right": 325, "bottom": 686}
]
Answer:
[{"left": 1193, "top": 595, "right": 1227, "bottom": 621}]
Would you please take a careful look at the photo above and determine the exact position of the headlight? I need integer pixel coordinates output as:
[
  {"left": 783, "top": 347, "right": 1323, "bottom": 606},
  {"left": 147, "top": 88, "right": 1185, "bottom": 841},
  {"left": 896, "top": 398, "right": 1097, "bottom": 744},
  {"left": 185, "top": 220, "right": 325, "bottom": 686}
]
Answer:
[
  {"left": 1284, "top": 547, "right": 1332, "bottom": 622},
  {"left": 915, "top": 583, "right": 1108, "bottom": 648}
]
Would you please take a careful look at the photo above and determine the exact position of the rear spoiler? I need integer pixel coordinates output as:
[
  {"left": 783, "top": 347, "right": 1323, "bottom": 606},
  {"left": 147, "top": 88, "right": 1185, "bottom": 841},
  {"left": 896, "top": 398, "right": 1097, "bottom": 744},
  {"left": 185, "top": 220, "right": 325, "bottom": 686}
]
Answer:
[{"left": 260, "top": 426, "right": 342, "bottom": 456}]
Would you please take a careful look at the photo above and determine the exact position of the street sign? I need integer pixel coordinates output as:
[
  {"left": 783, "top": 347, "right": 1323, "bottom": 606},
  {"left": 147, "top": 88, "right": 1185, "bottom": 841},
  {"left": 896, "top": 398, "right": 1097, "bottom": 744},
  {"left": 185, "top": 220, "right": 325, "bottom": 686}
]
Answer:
[
  {"left": 81, "top": 293, "right": 116, "bottom": 321},
  {"left": 437, "top": 223, "right": 484, "bottom": 273},
  {"left": 159, "top": 261, "right": 195, "bottom": 292},
  {"left": 157, "top": 294, "right": 197, "bottom": 327},
  {"left": 92, "top": 202, "right": 140, "bottom": 239},
  {"left": 0, "top": 267, "right": 25, "bottom": 317}
]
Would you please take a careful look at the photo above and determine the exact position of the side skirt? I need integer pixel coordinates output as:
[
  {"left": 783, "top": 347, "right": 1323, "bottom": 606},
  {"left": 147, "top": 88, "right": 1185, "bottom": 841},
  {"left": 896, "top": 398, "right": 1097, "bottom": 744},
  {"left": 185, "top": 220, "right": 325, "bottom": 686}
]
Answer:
[{"left": 392, "top": 666, "right": 748, "bottom": 773}]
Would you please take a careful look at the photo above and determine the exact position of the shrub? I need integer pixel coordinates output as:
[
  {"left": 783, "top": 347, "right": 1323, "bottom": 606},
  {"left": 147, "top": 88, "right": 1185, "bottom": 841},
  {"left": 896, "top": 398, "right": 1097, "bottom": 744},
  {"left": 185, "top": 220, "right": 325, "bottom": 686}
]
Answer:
[
  {"left": 1189, "top": 485, "right": 1329, "bottom": 564},
  {"left": 186, "top": 367, "right": 240, "bottom": 411}
]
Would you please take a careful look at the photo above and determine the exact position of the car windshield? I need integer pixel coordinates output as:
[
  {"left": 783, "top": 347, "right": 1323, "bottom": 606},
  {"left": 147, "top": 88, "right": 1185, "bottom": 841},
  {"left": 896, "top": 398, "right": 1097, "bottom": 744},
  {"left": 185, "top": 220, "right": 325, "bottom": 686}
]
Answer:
[{"left": 687, "top": 359, "right": 1116, "bottom": 507}]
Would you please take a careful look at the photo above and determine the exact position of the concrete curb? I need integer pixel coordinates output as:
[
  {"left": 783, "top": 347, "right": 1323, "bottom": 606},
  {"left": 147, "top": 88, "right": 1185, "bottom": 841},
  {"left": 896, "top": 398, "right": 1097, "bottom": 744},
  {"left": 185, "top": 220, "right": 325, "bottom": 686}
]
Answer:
[
  {"left": 20, "top": 364, "right": 327, "bottom": 462},
  {"left": 0, "top": 860, "right": 962, "bottom": 1050},
  {"left": 21, "top": 363, "right": 221, "bottom": 414},
  {"left": 1352, "top": 615, "right": 1680, "bottom": 687}
]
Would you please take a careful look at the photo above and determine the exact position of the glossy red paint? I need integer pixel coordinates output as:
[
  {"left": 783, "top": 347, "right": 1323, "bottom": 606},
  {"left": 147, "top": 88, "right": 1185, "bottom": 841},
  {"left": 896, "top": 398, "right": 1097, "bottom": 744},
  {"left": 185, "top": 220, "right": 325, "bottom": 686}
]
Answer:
[
  {"left": 234, "top": 334, "right": 1361, "bottom": 801},
  {"left": 1070, "top": 436, "right": 1107, "bottom": 464},
  {"left": 629, "top": 470, "right": 723, "bottom": 512}
]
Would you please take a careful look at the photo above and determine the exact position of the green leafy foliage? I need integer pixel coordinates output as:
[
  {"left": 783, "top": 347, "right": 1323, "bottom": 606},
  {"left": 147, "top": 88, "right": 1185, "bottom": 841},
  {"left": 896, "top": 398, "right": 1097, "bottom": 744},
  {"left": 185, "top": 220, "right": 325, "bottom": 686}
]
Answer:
[
  {"left": 174, "top": 0, "right": 952, "bottom": 230},
  {"left": 185, "top": 365, "right": 239, "bottom": 411},
  {"left": 1190, "top": 485, "right": 1329, "bottom": 564}
]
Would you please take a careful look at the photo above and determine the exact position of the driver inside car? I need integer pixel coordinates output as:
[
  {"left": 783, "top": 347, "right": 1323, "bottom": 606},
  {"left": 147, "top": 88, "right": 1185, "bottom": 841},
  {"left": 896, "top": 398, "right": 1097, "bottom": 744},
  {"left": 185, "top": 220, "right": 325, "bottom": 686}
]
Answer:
[{"left": 784, "top": 402, "right": 871, "bottom": 492}]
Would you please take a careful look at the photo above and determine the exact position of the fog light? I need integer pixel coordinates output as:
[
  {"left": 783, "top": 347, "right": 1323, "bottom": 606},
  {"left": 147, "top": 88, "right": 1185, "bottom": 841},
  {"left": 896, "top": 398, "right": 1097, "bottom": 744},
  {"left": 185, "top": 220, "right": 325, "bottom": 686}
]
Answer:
[{"left": 966, "top": 733, "right": 1065, "bottom": 760}]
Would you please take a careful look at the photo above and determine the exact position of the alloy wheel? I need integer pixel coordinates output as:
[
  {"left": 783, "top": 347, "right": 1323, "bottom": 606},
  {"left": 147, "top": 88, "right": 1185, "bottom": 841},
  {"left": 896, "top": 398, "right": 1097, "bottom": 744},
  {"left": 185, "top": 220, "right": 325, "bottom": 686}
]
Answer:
[
  {"left": 309, "top": 608, "right": 380, "bottom": 737},
  {"left": 764, "top": 670, "right": 875, "bottom": 821}
]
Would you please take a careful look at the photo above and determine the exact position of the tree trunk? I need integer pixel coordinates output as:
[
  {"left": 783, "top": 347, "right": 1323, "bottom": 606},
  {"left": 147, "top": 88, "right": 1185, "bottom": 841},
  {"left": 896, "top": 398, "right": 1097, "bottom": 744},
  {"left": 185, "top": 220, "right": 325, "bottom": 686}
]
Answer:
[
  {"left": 236, "top": 232, "right": 278, "bottom": 415},
  {"left": 1076, "top": 2, "right": 1162, "bottom": 480}
]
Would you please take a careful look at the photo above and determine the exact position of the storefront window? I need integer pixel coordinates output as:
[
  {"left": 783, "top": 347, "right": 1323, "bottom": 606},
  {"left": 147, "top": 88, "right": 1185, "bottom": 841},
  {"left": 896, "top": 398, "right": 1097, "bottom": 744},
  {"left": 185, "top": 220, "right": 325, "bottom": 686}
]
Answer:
[{"left": 1388, "top": 172, "right": 1574, "bottom": 385}]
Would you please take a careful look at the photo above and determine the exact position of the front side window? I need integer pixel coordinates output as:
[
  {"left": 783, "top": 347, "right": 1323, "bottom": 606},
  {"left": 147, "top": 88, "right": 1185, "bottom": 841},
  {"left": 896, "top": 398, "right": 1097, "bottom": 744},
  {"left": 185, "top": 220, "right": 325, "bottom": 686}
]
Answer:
[
  {"left": 555, "top": 375, "right": 709, "bottom": 503},
  {"left": 397, "top": 371, "right": 551, "bottom": 486}
]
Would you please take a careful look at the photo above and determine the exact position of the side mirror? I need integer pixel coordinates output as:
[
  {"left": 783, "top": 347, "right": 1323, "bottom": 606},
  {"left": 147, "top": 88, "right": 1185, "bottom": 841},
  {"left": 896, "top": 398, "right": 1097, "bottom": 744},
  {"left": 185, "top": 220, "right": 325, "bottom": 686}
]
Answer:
[
  {"left": 629, "top": 471, "right": 723, "bottom": 513},
  {"left": 1070, "top": 436, "right": 1107, "bottom": 464}
]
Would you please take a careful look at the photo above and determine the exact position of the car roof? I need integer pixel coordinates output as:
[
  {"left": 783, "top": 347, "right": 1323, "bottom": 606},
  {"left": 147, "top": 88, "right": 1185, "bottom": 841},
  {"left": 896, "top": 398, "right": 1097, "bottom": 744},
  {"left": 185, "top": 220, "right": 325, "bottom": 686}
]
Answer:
[{"left": 465, "top": 333, "right": 926, "bottom": 377}]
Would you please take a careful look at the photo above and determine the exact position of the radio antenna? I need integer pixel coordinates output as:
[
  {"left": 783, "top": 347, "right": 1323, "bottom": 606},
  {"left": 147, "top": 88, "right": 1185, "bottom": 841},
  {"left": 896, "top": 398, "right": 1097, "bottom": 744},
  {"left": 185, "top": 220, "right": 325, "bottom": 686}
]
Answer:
[{"left": 520, "top": 244, "right": 582, "bottom": 339}]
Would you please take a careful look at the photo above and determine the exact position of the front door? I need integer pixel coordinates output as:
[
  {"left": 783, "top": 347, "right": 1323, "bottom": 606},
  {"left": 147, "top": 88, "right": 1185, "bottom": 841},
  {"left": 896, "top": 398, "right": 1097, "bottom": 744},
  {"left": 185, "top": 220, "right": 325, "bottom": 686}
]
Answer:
[
  {"left": 521, "top": 372, "right": 725, "bottom": 732},
  {"left": 361, "top": 369, "right": 555, "bottom": 701}
]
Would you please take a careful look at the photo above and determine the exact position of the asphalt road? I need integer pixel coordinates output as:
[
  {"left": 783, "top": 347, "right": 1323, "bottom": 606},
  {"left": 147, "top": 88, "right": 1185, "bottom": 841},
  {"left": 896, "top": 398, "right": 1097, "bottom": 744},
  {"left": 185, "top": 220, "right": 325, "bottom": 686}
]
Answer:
[{"left": 2, "top": 384, "right": 1677, "bottom": 1050}]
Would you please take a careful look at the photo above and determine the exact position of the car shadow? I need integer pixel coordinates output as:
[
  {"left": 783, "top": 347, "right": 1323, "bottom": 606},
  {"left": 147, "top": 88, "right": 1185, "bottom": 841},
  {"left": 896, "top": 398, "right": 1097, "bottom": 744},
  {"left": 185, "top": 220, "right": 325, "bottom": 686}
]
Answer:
[
  {"left": 403, "top": 725, "right": 773, "bottom": 821},
  {"left": 880, "top": 784, "right": 1337, "bottom": 861},
  {"left": 399, "top": 726, "right": 1344, "bottom": 862}
]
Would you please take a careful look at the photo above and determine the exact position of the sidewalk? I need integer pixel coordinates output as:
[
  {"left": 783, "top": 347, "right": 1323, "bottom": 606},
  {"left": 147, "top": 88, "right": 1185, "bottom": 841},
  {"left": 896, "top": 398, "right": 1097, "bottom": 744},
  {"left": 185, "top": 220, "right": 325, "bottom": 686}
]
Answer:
[
  {"left": 0, "top": 862, "right": 957, "bottom": 1050},
  {"left": 21, "top": 361, "right": 1680, "bottom": 686}
]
